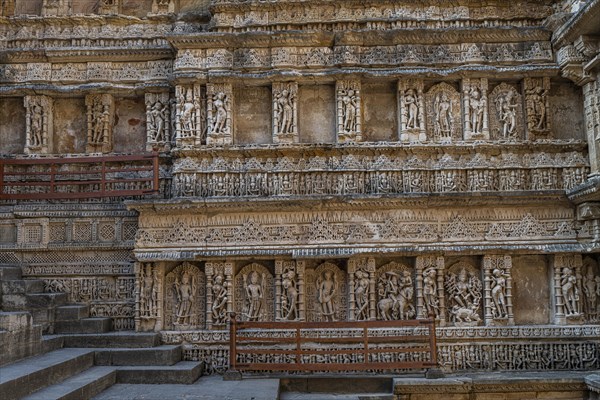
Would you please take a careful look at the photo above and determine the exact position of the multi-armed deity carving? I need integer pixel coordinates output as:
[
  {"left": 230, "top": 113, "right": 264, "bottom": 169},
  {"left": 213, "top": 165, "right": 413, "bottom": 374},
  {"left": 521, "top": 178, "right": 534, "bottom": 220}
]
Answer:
[
  {"left": 207, "top": 83, "right": 233, "bottom": 145},
  {"left": 582, "top": 257, "right": 600, "bottom": 322},
  {"left": 136, "top": 263, "right": 162, "bottom": 331},
  {"left": 24, "top": 95, "right": 53, "bottom": 154},
  {"left": 165, "top": 262, "right": 205, "bottom": 330},
  {"left": 524, "top": 77, "right": 551, "bottom": 139},
  {"left": 445, "top": 262, "right": 483, "bottom": 326},
  {"left": 416, "top": 256, "right": 444, "bottom": 323},
  {"left": 234, "top": 263, "right": 274, "bottom": 322},
  {"left": 483, "top": 255, "right": 514, "bottom": 325},
  {"left": 398, "top": 80, "right": 426, "bottom": 142},
  {"left": 175, "top": 84, "right": 205, "bottom": 147},
  {"left": 42, "top": 0, "right": 71, "bottom": 16},
  {"left": 348, "top": 258, "right": 375, "bottom": 321},
  {"left": 427, "top": 83, "right": 461, "bottom": 142},
  {"left": 376, "top": 262, "right": 415, "bottom": 321},
  {"left": 206, "top": 262, "right": 234, "bottom": 329},
  {"left": 275, "top": 260, "right": 305, "bottom": 321},
  {"left": 145, "top": 92, "right": 172, "bottom": 152},
  {"left": 272, "top": 82, "right": 299, "bottom": 144},
  {"left": 336, "top": 80, "right": 362, "bottom": 143},
  {"left": 462, "top": 78, "right": 489, "bottom": 140},
  {"left": 553, "top": 254, "right": 583, "bottom": 324},
  {"left": 85, "top": 94, "right": 114, "bottom": 153},
  {"left": 489, "top": 83, "right": 524, "bottom": 140}
]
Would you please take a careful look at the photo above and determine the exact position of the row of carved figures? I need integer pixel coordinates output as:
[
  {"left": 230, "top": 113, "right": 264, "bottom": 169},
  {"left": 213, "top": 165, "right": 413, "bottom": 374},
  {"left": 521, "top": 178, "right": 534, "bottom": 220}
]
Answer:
[
  {"left": 20, "top": 77, "right": 550, "bottom": 155},
  {"left": 134, "top": 254, "right": 598, "bottom": 332},
  {"left": 0, "top": 0, "right": 175, "bottom": 17}
]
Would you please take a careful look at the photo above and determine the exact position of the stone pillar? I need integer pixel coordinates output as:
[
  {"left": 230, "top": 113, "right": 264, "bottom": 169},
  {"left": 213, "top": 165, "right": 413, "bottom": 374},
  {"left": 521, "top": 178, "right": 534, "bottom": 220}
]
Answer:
[
  {"left": 272, "top": 82, "right": 299, "bottom": 144},
  {"left": 145, "top": 92, "right": 172, "bottom": 152},
  {"left": 206, "top": 83, "right": 233, "bottom": 145},
  {"left": 24, "top": 95, "right": 53, "bottom": 155},
  {"left": 336, "top": 80, "right": 362, "bottom": 143},
  {"left": 205, "top": 261, "right": 234, "bottom": 329},
  {"left": 85, "top": 94, "right": 115, "bottom": 153},
  {"left": 398, "top": 79, "right": 426, "bottom": 142},
  {"left": 523, "top": 77, "right": 551, "bottom": 140},
  {"left": 135, "top": 262, "right": 163, "bottom": 332},
  {"left": 175, "top": 84, "right": 206, "bottom": 148}
]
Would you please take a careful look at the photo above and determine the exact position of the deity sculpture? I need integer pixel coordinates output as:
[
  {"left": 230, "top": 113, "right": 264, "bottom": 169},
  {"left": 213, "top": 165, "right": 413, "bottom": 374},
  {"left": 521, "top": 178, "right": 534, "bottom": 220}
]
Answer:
[
  {"left": 469, "top": 87, "right": 485, "bottom": 135},
  {"left": 445, "top": 267, "right": 482, "bottom": 325},
  {"left": 422, "top": 267, "right": 439, "bottom": 318},
  {"left": 496, "top": 90, "right": 518, "bottom": 139},
  {"left": 140, "top": 264, "right": 156, "bottom": 318},
  {"left": 530, "top": 86, "right": 547, "bottom": 131},
  {"left": 583, "top": 266, "right": 599, "bottom": 320},
  {"left": 24, "top": 95, "right": 53, "bottom": 154},
  {"left": 274, "top": 89, "right": 294, "bottom": 135},
  {"left": 148, "top": 100, "right": 168, "bottom": 143},
  {"left": 524, "top": 77, "right": 550, "bottom": 136},
  {"left": 86, "top": 94, "right": 114, "bottom": 153},
  {"left": 354, "top": 270, "right": 370, "bottom": 321},
  {"left": 243, "top": 271, "right": 266, "bottom": 321},
  {"left": 377, "top": 270, "right": 414, "bottom": 320},
  {"left": 490, "top": 268, "right": 510, "bottom": 319},
  {"left": 211, "top": 92, "right": 228, "bottom": 134},
  {"left": 561, "top": 267, "right": 580, "bottom": 316},
  {"left": 281, "top": 268, "right": 299, "bottom": 320},
  {"left": 316, "top": 270, "right": 337, "bottom": 321},
  {"left": 211, "top": 274, "right": 228, "bottom": 325},
  {"left": 179, "top": 89, "right": 197, "bottom": 137},
  {"left": 435, "top": 93, "right": 452, "bottom": 139},
  {"left": 404, "top": 89, "right": 420, "bottom": 129},
  {"left": 174, "top": 271, "right": 196, "bottom": 326},
  {"left": 336, "top": 80, "right": 362, "bottom": 143},
  {"left": 341, "top": 89, "right": 358, "bottom": 133}
]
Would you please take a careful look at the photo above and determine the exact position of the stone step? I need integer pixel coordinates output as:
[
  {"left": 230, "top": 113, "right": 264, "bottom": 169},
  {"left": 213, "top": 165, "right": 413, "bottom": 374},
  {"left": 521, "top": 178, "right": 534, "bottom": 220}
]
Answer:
[
  {"left": 116, "top": 361, "right": 204, "bottom": 384},
  {"left": 1, "top": 279, "right": 45, "bottom": 295},
  {"left": 22, "top": 366, "right": 116, "bottom": 400},
  {"left": 59, "top": 331, "right": 161, "bottom": 348},
  {"left": 27, "top": 292, "right": 69, "bottom": 308},
  {"left": 281, "top": 377, "right": 394, "bottom": 394},
  {"left": 94, "top": 345, "right": 182, "bottom": 366},
  {"left": 55, "top": 318, "right": 112, "bottom": 334},
  {"left": 42, "top": 335, "right": 65, "bottom": 353},
  {"left": 0, "top": 265, "right": 22, "bottom": 281},
  {"left": 0, "top": 348, "right": 94, "bottom": 400},
  {"left": 56, "top": 304, "right": 90, "bottom": 321}
]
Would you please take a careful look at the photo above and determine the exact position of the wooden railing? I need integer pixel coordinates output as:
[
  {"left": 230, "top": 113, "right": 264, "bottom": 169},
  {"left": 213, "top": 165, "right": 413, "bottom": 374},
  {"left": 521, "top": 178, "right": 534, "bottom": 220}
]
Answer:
[
  {"left": 0, "top": 153, "right": 160, "bottom": 200},
  {"left": 227, "top": 313, "right": 438, "bottom": 376}
]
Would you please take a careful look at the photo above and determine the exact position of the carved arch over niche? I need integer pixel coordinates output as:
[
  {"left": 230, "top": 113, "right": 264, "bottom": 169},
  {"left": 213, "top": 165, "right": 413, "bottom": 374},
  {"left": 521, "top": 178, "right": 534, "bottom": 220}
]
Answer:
[
  {"left": 444, "top": 260, "right": 482, "bottom": 326},
  {"left": 234, "top": 263, "right": 274, "bottom": 322},
  {"left": 375, "top": 262, "right": 415, "bottom": 321},
  {"left": 306, "top": 262, "right": 347, "bottom": 322},
  {"left": 164, "top": 262, "right": 205, "bottom": 330}
]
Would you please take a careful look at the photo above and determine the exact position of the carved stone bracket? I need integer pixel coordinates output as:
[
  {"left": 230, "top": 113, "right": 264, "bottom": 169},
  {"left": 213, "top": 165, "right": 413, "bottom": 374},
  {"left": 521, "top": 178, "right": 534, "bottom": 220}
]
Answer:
[
  {"left": 85, "top": 94, "right": 115, "bottom": 153},
  {"left": 207, "top": 83, "right": 233, "bottom": 145},
  {"left": 462, "top": 78, "right": 490, "bottom": 140},
  {"left": 175, "top": 84, "right": 206, "bottom": 148},
  {"left": 336, "top": 80, "right": 362, "bottom": 144},
  {"left": 398, "top": 79, "right": 426, "bottom": 142},
  {"left": 272, "top": 82, "right": 299, "bottom": 144},
  {"left": 523, "top": 77, "right": 552, "bottom": 139},
  {"left": 135, "top": 262, "right": 164, "bottom": 332},
  {"left": 24, "top": 95, "right": 53, "bottom": 155},
  {"left": 347, "top": 258, "right": 376, "bottom": 321},
  {"left": 205, "top": 261, "right": 234, "bottom": 330},
  {"left": 483, "top": 255, "right": 514, "bottom": 326},
  {"left": 275, "top": 260, "right": 305, "bottom": 321},
  {"left": 553, "top": 254, "right": 584, "bottom": 325},
  {"left": 146, "top": 92, "right": 172, "bottom": 152}
]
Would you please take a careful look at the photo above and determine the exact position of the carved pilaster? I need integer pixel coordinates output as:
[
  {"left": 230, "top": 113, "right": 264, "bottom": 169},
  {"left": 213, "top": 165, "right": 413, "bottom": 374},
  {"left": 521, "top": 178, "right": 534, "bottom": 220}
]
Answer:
[
  {"left": 553, "top": 254, "right": 584, "bottom": 325},
  {"left": 523, "top": 77, "right": 551, "bottom": 140},
  {"left": 135, "top": 262, "right": 163, "bottom": 332},
  {"left": 398, "top": 79, "right": 426, "bottom": 142},
  {"left": 272, "top": 82, "right": 299, "bottom": 144},
  {"left": 98, "top": 0, "right": 121, "bottom": 15},
  {"left": 462, "top": 78, "right": 489, "bottom": 140},
  {"left": 175, "top": 84, "right": 206, "bottom": 148},
  {"left": 206, "top": 83, "right": 233, "bottom": 145},
  {"left": 584, "top": 80, "right": 600, "bottom": 174},
  {"left": 205, "top": 261, "right": 234, "bottom": 330},
  {"left": 85, "top": 94, "right": 115, "bottom": 153},
  {"left": 275, "top": 260, "right": 304, "bottom": 321},
  {"left": 483, "top": 255, "right": 514, "bottom": 326},
  {"left": 42, "top": 0, "right": 71, "bottom": 16},
  {"left": 145, "top": 92, "right": 172, "bottom": 152},
  {"left": 24, "top": 95, "right": 53, "bottom": 155},
  {"left": 152, "top": 0, "right": 177, "bottom": 14},
  {"left": 336, "top": 80, "right": 362, "bottom": 143}
]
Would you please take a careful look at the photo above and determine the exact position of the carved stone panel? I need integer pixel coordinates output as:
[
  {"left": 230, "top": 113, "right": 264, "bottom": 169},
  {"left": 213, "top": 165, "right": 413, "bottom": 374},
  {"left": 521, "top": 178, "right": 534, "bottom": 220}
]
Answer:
[
  {"left": 145, "top": 92, "right": 172, "bottom": 152},
  {"left": 375, "top": 261, "right": 415, "bottom": 321},
  {"left": 306, "top": 262, "right": 347, "bottom": 322},
  {"left": 553, "top": 254, "right": 583, "bottom": 324},
  {"left": 234, "top": 263, "right": 274, "bottom": 322},
  {"left": 489, "top": 83, "right": 525, "bottom": 141},
  {"left": 98, "top": 0, "right": 120, "bottom": 15},
  {"left": 24, "top": 95, "right": 53, "bottom": 155},
  {"left": 85, "top": 94, "right": 115, "bottom": 153},
  {"left": 426, "top": 82, "right": 461, "bottom": 143},
  {"left": 416, "top": 255, "right": 445, "bottom": 324},
  {"left": 582, "top": 257, "right": 600, "bottom": 323},
  {"left": 272, "top": 82, "right": 298, "bottom": 144},
  {"left": 152, "top": 0, "right": 176, "bottom": 14},
  {"left": 175, "top": 84, "right": 206, "bottom": 148},
  {"left": 336, "top": 80, "right": 362, "bottom": 143},
  {"left": 275, "top": 260, "right": 305, "bottom": 321},
  {"left": 483, "top": 255, "right": 514, "bottom": 326},
  {"left": 0, "top": 0, "right": 15, "bottom": 17},
  {"left": 462, "top": 78, "right": 489, "bottom": 140},
  {"left": 524, "top": 77, "right": 551, "bottom": 139},
  {"left": 398, "top": 79, "right": 426, "bottom": 142},
  {"left": 205, "top": 261, "right": 234, "bottom": 329},
  {"left": 444, "top": 260, "right": 483, "bottom": 326},
  {"left": 164, "top": 262, "right": 205, "bottom": 330},
  {"left": 42, "top": 0, "right": 71, "bottom": 16},
  {"left": 207, "top": 83, "right": 233, "bottom": 145},
  {"left": 348, "top": 258, "right": 375, "bottom": 321},
  {"left": 135, "top": 262, "right": 163, "bottom": 332}
]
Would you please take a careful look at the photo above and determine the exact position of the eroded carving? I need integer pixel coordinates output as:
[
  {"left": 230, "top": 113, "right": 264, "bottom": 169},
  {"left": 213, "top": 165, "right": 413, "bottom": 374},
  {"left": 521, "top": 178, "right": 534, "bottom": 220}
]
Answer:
[
  {"left": 524, "top": 77, "right": 551, "bottom": 139},
  {"left": 85, "top": 94, "right": 115, "bottom": 153},
  {"left": 176, "top": 84, "right": 206, "bottom": 147},
  {"left": 24, "top": 95, "right": 53, "bottom": 155},
  {"left": 273, "top": 82, "right": 298, "bottom": 144},
  {"left": 276, "top": 260, "right": 305, "bottom": 321},
  {"left": 490, "top": 83, "right": 524, "bottom": 140},
  {"left": 146, "top": 92, "right": 172, "bottom": 152},
  {"left": 462, "top": 78, "right": 489, "bottom": 140},
  {"left": 207, "top": 83, "right": 233, "bottom": 145},
  {"left": 336, "top": 80, "right": 362, "bottom": 143},
  {"left": 399, "top": 79, "right": 426, "bottom": 142}
]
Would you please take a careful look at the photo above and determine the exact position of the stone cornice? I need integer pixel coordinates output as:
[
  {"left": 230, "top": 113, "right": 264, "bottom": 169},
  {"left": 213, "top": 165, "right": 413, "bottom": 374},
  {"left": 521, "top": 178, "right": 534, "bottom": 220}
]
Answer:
[{"left": 553, "top": 0, "right": 600, "bottom": 47}]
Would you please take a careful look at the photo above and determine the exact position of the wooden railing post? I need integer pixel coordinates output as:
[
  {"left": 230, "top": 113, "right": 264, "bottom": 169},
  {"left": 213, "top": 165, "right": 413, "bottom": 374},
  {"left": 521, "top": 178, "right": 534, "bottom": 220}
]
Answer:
[
  {"left": 0, "top": 159, "right": 5, "bottom": 197},
  {"left": 425, "top": 313, "right": 444, "bottom": 379},
  {"left": 223, "top": 312, "right": 242, "bottom": 381}
]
